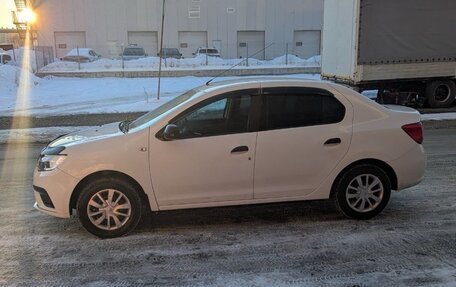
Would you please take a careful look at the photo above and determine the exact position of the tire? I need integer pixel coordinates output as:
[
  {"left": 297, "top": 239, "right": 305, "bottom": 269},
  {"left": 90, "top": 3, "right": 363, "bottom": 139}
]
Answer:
[
  {"left": 77, "top": 177, "right": 143, "bottom": 238},
  {"left": 426, "top": 80, "right": 456, "bottom": 108},
  {"left": 335, "top": 164, "right": 391, "bottom": 220}
]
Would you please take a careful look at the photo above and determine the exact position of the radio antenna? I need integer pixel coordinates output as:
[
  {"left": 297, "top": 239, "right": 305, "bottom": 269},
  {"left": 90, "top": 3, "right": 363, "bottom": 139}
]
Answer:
[{"left": 205, "top": 42, "right": 274, "bottom": 86}]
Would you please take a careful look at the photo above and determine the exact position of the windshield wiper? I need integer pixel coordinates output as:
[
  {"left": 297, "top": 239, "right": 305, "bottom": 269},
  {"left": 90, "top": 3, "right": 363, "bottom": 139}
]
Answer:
[{"left": 118, "top": 120, "right": 131, "bottom": 134}]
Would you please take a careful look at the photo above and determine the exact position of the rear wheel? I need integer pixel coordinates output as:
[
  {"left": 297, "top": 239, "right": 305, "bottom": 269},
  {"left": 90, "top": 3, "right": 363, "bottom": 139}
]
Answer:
[
  {"left": 426, "top": 80, "right": 456, "bottom": 108},
  {"left": 335, "top": 164, "right": 391, "bottom": 220},
  {"left": 77, "top": 177, "right": 142, "bottom": 238}
]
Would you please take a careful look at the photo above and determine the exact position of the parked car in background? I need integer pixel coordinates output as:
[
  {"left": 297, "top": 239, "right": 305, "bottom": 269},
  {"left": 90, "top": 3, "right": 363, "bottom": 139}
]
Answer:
[
  {"left": 33, "top": 78, "right": 425, "bottom": 238},
  {"left": 122, "top": 45, "right": 147, "bottom": 60},
  {"left": 157, "top": 48, "right": 183, "bottom": 59},
  {"left": 0, "top": 52, "right": 12, "bottom": 64},
  {"left": 61, "top": 48, "right": 101, "bottom": 63},
  {"left": 193, "top": 47, "right": 221, "bottom": 57}
]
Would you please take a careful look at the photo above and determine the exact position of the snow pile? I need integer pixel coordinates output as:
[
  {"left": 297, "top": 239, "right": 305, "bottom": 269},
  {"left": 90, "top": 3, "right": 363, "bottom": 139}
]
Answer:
[
  {"left": 40, "top": 54, "right": 321, "bottom": 72},
  {"left": 269, "top": 54, "right": 320, "bottom": 65},
  {"left": 0, "top": 64, "right": 41, "bottom": 95},
  {"left": 305, "top": 55, "right": 321, "bottom": 65}
]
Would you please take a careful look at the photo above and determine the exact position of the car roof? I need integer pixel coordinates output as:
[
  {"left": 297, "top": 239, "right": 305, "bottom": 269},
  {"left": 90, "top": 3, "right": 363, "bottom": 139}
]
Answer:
[
  {"left": 66, "top": 48, "right": 94, "bottom": 56},
  {"left": 195, "top": 77, "right": 324, "bottom": 94},
  {"left": 207, "top": 77, "right": 320, "bottom": 87}
]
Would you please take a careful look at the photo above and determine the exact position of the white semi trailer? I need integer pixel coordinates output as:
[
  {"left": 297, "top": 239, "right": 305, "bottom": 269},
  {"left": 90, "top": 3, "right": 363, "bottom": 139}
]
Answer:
[{"left": 321, "top": 0, "right": 456, "bottom": 108}]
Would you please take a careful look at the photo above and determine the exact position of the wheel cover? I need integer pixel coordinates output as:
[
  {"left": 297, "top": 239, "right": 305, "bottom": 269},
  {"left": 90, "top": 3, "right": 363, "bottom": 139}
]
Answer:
[
  {"left": 346, "top": 174, "right": 384, "bottom": 213},
  {"left": 435, "top": 84, "right": 451, "bottom": 102},
  {"left": 87, "top": 189, "right": 132, "bottom": 231}
]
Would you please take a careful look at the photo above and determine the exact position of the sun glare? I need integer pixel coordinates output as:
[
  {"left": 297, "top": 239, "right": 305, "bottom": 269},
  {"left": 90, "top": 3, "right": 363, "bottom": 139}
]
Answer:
[
  {"left": 19, "top": 8, "right": 37, "bottom": 24},
  {"left": 0, "top": 30, "right": 32, "bottom": 181}
]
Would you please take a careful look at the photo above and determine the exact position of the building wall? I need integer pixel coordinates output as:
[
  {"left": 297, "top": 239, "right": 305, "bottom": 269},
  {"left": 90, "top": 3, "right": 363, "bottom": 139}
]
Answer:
[{"left": 34, "top": 0, "right": 323, "bottom": 59}]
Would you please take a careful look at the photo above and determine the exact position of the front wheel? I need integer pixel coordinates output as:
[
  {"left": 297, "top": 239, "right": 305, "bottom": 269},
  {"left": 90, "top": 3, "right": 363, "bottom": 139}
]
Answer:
[
  {"left": 77, "top": 177, "right": 143, "bottom": 238},
  {"left": 335, "top": 165, "right": 391, "bottom": 220}
]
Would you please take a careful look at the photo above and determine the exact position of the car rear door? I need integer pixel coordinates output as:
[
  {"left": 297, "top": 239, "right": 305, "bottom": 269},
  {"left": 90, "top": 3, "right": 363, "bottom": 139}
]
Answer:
[{"left": 253, "top": 85, "right": 353, "bottom": 199}]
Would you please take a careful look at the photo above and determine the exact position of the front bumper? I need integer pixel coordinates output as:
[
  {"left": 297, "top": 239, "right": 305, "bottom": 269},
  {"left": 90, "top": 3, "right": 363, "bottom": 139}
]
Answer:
[{"left": 33, "top": 167, "right": 79, "bottom": 218}]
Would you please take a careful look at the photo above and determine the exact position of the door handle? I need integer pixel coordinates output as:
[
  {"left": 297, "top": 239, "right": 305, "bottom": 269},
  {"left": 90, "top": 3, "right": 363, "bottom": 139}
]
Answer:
[
  {"left": 324, "top": 138, "right": 341, "bottom": 145},
  {"left": 231, "top": 146, "right": 249, "bottom": 153}
]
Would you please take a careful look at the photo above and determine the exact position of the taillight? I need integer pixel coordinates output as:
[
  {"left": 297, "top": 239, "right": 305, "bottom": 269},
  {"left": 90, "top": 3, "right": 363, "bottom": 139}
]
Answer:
[{"left": 402, "top": 122, "right": 423, "bottom": 144}]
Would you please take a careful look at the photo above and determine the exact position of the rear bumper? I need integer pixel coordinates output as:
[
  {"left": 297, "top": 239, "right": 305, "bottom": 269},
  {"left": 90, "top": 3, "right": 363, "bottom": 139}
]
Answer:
[
  {"left": 387, "top": 144, "right": 426, "bottom": 190},
  {"left": 33, "top": 167, "right": 79, "bottom": 218}
]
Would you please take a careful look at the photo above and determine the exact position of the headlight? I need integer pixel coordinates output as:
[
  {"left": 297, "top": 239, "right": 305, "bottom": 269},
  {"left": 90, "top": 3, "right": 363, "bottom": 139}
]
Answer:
[{"left": 38, "top": 155, "right": 66, "bottom": 171}]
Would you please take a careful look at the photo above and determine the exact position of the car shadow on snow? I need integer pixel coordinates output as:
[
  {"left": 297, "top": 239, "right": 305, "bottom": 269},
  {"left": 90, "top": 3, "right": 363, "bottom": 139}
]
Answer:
[{"left": 138, "top": 200, "right": 342, "bottom": 231}]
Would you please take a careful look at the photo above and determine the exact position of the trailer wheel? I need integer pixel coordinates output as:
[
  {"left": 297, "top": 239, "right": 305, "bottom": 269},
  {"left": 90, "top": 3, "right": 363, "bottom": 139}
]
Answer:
[{"left": 426, "top": 80, "right": 456, "bottom": 108}]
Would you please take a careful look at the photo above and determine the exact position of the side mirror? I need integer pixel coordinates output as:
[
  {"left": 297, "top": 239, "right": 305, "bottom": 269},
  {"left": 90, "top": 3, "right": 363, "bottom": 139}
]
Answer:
[
  {"left": 192, "top": 53, "right": 195, "bottom": 55},
  {"left": 145, "top": 53, "right": 148, "bottom": 57},
  {"left": 163, "top": 124, "right": 180, "bottom": 140}
]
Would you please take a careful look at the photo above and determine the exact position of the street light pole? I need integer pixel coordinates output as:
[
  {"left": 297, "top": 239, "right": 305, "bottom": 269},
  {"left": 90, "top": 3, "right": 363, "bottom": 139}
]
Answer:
[{"left": 157, "top": 0, "right": 166, "bottom": 100}]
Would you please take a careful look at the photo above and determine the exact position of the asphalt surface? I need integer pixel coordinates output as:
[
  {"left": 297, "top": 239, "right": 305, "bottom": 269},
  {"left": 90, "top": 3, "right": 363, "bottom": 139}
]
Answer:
[{"left": 0, "top": 128, "right": 455, "bottom": 286}]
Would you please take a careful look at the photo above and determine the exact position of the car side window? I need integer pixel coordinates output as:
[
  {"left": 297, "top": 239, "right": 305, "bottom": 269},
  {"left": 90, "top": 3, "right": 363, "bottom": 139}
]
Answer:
[
  {"left": 186, "top": 98, "right": 227, "bottom": 121},
  {"left": 260, "top": 87, "right": 345, "bottom": 131},
  {"left": 172, "top": 92, "right": 253, "bottom": 139}
]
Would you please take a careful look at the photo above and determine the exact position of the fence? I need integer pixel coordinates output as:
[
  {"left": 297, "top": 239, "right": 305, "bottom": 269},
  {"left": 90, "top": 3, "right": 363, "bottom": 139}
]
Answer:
[
  {"left": 34, "top": 46, "right": 55, "bottom": 70},
  {"left": 38, "top": 41, "right": 320, "bottom": 72}
]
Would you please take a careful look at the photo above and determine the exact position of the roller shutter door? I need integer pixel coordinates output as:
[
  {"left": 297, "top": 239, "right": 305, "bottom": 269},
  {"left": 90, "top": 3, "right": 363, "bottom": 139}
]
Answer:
[
  {"left": 54, "top": 31, "right": 86, "bottom": 59},
  {"left": 237, "top": 31, "right": 265, "bottom": 60},
  {"left": 178, "top": 31, "right": 208, "bottom": 58},
  {"left": 293, "top": 30, "right": 321, "bottom": 59},
  {"left": 128, "top": 31, "right": 158, "bottom": 56}
]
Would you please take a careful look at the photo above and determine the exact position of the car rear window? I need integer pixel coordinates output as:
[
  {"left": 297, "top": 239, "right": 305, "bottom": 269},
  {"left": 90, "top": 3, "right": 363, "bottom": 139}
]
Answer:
[
  {"left": 199, "top": 49, "right": 218, "bottom": 54},
  {"left": 123, "top": 48, "right": 145, "bottom": 56},
  {"left": 163, "top": 48, "right": 179, "bottom": 54},
  {"left": 260, "top": 87, "right": 345, "bottom": 131}
]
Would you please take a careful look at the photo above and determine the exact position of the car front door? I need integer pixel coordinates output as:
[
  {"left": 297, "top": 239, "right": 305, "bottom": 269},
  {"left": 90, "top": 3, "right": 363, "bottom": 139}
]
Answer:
[
  {"left": 253, "top": 86, "right": 353, "bottom": 199},
  {"left": 149, "top": 89, "right": 260, "bottom": 208}
]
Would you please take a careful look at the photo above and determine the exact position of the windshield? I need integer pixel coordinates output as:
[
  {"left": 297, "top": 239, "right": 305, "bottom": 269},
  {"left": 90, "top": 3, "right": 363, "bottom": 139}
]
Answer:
[{"left": 129, "top": 88, "right": 199, "bottom": 129}]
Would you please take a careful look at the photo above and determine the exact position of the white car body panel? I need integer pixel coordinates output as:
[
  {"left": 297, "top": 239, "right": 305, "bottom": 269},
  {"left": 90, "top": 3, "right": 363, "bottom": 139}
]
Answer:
[
  {"left": 33, "top": 167, "right": 79, "bottom": 218},
  {"left": 34, "top": 123, "right": 159, "bottom": 217},
  {"left": 149, "top": 132, "right": 257, "bottom": 206},
  {"left": 62, "top": 48, "right": 100, "bottom": 62},
  {"left": 33, "top": 78, "right": 425, "bottom": 219}
]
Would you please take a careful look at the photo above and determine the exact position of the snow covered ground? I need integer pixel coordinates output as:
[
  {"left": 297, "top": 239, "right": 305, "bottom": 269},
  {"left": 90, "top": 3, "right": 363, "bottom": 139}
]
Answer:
[
  {"left": 1, "top": 65, "right": 320, "bottom": 116},
  {"left": 39, "top": 54, "right": 321, "bottom": 72}
]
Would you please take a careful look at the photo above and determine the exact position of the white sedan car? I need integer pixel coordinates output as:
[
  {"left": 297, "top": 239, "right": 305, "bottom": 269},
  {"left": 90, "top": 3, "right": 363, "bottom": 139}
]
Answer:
[
  {"left": 33, "top": 78, "right": 425, "bottom": 238},
  {"left": 61, "top": 48, "right": 101, "bottom": 62}
]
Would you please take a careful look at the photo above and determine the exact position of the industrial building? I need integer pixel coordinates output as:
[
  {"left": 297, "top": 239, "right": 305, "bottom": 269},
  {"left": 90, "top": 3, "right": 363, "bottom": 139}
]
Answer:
[{"left": 31, "top": 0, "right": 323, "bottom": 60}]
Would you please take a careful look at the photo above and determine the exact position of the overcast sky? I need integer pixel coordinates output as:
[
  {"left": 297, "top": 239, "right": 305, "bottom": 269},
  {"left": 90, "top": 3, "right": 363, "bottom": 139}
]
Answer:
[{"left": 0, "top": 0, "right": 16, "bottom": 28}]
